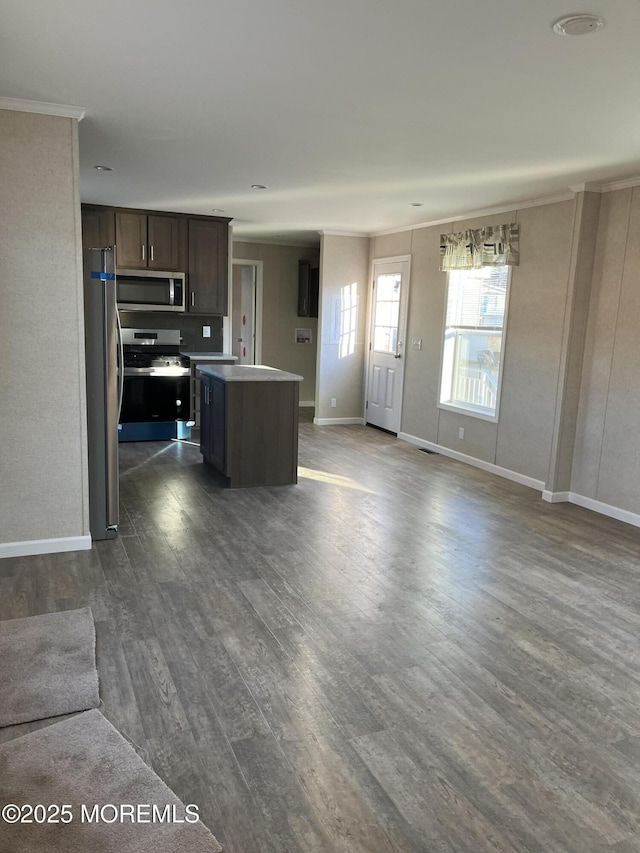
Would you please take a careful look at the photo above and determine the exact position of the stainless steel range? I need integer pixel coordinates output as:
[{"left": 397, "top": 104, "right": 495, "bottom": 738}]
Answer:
[{"left": 119, "top": 328, "right": 192, "bottom": 441}]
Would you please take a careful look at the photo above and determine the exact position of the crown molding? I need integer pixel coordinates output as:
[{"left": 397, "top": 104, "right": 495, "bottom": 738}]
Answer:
[
  {"left": 0, "top": 97, "right": 86, "bottom": 120},
  {"left": 371, "top": 191, "right": 575, "bottom": 238},
  {"left": 232, "top": 235, "right": 320, "bottom": 248},
  {"left": 569, "top": 181, "right": 605, "bottom": 193},
  {"left": 320, "top": 229, "right": 369, "bottom": 238},
  {"left": 600, "top": 175, "right": 640, "bottom": 192}
]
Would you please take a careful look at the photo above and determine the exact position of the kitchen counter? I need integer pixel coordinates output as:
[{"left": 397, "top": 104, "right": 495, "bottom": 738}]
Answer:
[
  {"left": 197, "top": 364, "right": 303, "bottom": 383},
  {"left": 181, "top": 353, "right": 237, "bottom": 430},
  {"left": 179, "top": 351, "right": 238, "bottom": 361},
  {"left": 198, "top": 364, "right": 301, "bottom": 487}
]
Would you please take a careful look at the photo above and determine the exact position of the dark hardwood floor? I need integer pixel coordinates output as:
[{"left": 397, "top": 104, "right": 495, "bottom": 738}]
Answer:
[{"left": 2, "top": 412, "right": 640, "bottom": 851}]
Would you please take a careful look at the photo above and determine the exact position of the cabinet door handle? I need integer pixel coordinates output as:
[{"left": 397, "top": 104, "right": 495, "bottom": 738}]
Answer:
[
  {"left": 191, "top": 292, "right": 195, "bottom": 308},
  {"left": 150, "top": 245, "right": 154, "bottom": 262},
  {"left": 141, "top": 244, "right": 145, "bottom": 261}
]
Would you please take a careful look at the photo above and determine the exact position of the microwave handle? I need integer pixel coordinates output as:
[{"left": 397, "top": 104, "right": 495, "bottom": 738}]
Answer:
[{"left": 169, "top": 278, "right": 175, "bottom": 306}]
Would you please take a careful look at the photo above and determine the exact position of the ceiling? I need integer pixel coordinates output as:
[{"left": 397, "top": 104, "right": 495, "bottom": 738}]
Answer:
[{"left": 2, "top": 0, "right": 640, "bottom": 244}]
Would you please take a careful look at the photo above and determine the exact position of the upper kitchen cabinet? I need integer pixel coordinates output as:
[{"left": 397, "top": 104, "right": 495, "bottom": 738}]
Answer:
[
  {"left": 81, "top": 205, "right": 230, "bottom": 309},
  {"left": 81, "top": 206, "right": 115, "bottom": 250},
  {"left": 298, "top": 260, "right": 319, "bottom": 318},
  {"left": 188, "top": 218, "right": 229, "bottom": 315},
  {"left": 115, "top": 211, "right": 181, "bottom": 271},
  {"left": 148, "top": 215, "right": 180, "bottom": 270}
]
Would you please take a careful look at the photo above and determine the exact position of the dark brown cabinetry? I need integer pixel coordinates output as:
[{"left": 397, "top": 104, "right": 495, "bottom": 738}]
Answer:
[
  {"left": 199, "top": 368, "right": 300, "bottom": 488},
  {"left": 148, "top": 215, "right": 180, "bottom": 270},
  {"left": 298, "top": 260, "right": 319, "bottom": 317},
  {"left": 115, "top": 211, "right": 180, "bottom": 271},
  {"left": 188, "top": 219, "right": 229, "bottom": 315},
  {"left": 200, "top": 375, "right": 226, "bottom": 471},
  {"left": 81, "top": 204, "right": 231, "bottom": 314},
  {"left": 81, "top": 207, "right": 115, "bottom": 249}
]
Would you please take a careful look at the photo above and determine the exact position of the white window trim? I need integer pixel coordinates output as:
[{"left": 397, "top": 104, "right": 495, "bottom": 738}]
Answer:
[{"left": 437, "top": 265, "right": 512, "bottom": 424}]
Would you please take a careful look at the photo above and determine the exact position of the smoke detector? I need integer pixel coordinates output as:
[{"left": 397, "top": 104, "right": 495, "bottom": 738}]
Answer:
[{"left": 553, "top": 14, "right": 605, "bottom": 36}]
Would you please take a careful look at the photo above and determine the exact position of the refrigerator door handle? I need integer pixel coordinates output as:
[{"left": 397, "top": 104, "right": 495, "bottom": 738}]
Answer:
[
  {"left": 116, "top": 307, "right": 124, "bottom": 420},
  {"left": 103, "top": 250, "right": 120, "bottom": 532}
]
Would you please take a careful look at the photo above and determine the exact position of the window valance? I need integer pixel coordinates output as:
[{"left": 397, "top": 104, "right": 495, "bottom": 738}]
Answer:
[{"left": 440, "top": 223, "right": 519, "bottom": 271}]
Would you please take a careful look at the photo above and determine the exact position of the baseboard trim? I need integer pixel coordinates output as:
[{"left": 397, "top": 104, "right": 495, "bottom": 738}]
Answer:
[
  {"left": 299, "top": 400, "right": 315, "bottom": 407},
  {"left": 542, "top": 490, "right": 571, "bottom": 503},
  {"left": 313, "top": 417, "right": 365, "bottom": 426},
  {"left": 567, "top": 492, "right": 640, "bottom": 528},
  {"left": 0, "top": 535, "right": 92, "bottom": 560},
  {"left": 398, "top": 432, "right": 545, "bottom": 492},
  {"left": 398, "top": 433, "right": 640, "bottom": 528}
]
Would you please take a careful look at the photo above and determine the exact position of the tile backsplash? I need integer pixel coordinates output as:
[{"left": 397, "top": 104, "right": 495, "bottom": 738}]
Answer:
[{"left": 119, "top": 312, "right": 224, "bottom": 351}]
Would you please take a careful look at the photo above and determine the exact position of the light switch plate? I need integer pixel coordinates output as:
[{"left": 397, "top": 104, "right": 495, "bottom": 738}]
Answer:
[
  {"left": 412, "top": 337, "right": 422, "bottom": 350},
  {"left": 203, "top": 325, "right": 211, "bottom": 338}
]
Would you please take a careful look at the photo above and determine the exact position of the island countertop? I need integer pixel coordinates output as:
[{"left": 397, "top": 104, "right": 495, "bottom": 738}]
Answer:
[
  {"left": 197, "top": 364, "right": 303, "bottom": 383},
  {"left": 180, "top": 351, "right": 238, "bottom": 361}
]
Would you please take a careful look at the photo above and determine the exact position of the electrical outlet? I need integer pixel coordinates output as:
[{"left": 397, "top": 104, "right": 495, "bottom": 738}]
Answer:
[
  {"left": 331, "top": 397, "right": 337, "bottom": 408},
  {"left": 459, "top": 427, "right": 465, "bottom": 439},
  {"left": 202, "top": 325, "right": 211, "bottom": 338}
]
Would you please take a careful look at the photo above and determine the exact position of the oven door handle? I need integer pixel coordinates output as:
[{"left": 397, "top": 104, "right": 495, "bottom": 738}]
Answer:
[{"left": 123, "top": 367, "right": 191, "bottom": 376}]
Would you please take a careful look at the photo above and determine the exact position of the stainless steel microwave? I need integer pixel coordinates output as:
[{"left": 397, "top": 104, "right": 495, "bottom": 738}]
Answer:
[{"left": 116, "top": 269, "right": 186, "bottom": 312}]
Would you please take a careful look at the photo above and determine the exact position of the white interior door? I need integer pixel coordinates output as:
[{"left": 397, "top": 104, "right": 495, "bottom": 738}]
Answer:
[
  {"left": 231, "top": 264, "right": 256, "bottom": 364},
  {"left": 366, "top": 258, "right": 410, "bottom": 433}
]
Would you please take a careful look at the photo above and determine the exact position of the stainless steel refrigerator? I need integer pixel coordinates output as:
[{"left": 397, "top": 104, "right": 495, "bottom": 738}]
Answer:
[{"left": 83, "top": 247, "right": 123, "bottom": 540}]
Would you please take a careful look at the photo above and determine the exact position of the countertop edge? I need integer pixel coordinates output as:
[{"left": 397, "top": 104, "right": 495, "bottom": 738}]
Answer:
[
  {"left": 180, "top": 351, "right": 238, "bottom": 361},
  {"left": 197, "top": 364, "right": 303, "bottom": 383}
]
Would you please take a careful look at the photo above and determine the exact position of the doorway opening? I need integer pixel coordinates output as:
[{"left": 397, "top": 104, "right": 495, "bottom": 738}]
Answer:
[{"left": 229, "top": 259, "right": 263, "bottom": 364}]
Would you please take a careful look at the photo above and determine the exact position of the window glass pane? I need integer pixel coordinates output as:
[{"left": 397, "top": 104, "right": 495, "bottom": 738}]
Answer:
[
  {"left": 440, "top": 266, "right": 509, "bottom": 417},
  {"left": 374, "top": 326, "right": 397, "bottom": 353},
  {"left": 374, "top": 300, "right": 399, "bottom": 328},
  {"left": 450, "top": 330, "right": 502, "bottom": 410},
  {"left": 446, "top": 267, "right": 507, "bottom": 328},
  {"left": 372, "top": 272, "right": 401, "bottom": 353},
  {"left": 377, "top": 274, "right": 401, "bottom": 302}
]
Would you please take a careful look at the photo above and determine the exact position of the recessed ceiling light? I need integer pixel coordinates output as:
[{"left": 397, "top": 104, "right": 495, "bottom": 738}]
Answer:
[
  {"left": 211, "top": 208, "right": 225, "bottom": 213},
  {"left": 410, "top": 203, "right": 423, "bottom": 207},
  {"left": 552, "top": 14, "right": 604, "bottom": 36},
  {"left": 94, "top": 165, "right": 113, "bottom": 171},
  {"left": 250, "top": 184, "right": 268, "bottom": 189}
]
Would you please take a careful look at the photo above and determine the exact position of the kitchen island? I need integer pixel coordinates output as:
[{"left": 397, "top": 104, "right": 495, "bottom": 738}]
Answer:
[
  {"left": 198, "top": 364, "right": 303, "bottom": 488},
  {"left": 180, "top": 351, "right": 237, "bottom": 431}
]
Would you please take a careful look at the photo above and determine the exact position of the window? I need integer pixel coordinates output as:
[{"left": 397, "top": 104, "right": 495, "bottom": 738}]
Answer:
[
  {"left": 439, "top": 265, "right": 510, "bottom": 420},
  {"left": 372, "top": 273, "right": 401, "bottom": 353}
]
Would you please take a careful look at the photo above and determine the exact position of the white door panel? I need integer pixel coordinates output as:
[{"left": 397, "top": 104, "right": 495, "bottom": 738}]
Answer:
[
  {"left": 385, "top": 368, "right": 396, "bottom": 409},
  {"left": 366, "top": 258, "right": 410, "bottom": 433}
]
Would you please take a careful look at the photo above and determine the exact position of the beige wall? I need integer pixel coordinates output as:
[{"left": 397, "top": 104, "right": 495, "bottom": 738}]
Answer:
[
  {"left": 380, "top": 200, "right": 577, "bottom": 483},
  {"left": 232, "top": 241, "right": 319, "bottom": 403},
  {"left": 546, "top": 192, "right": 601, "bottom": 493},
  {"left": 316, "top": 235, "right": 370, "bottom": 421},
  {"left": 572, "top": 187, "right": 640, "bottom": 514},
  {"left": 0, "top": 110, "right": 88, "bottom": 548}
]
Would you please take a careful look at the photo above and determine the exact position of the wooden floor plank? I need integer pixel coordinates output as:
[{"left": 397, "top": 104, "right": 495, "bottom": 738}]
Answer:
[{"left": 2, "top": 420, "right": 640, "bottom": 851}]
